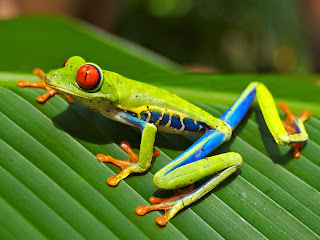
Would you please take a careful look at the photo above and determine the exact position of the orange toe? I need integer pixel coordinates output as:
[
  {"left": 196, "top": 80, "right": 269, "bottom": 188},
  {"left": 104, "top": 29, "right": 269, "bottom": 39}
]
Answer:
[{"left": 279, "top": 102, "right": 311, "bottom": 158}]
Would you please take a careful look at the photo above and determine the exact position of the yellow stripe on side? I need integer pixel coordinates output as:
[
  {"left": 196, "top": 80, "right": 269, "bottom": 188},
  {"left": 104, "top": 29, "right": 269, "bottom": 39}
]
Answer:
[
  {"left": 115, "top": 104, "right": 191, "bottom": 120},
  {"left": 146, "top": 111, "right": 151, "bottom": 122},
  {"left": 164, "top": 115, "right": 172, "bottom": 128}
]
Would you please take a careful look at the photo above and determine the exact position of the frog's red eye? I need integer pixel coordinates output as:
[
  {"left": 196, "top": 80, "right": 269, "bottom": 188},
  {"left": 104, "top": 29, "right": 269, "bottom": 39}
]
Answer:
[
  {"left": 76, "top": 63, "right": 103, "bottom": 90},
  {"left": 62, "top": 58, "right": 69, "bottom": 67}
]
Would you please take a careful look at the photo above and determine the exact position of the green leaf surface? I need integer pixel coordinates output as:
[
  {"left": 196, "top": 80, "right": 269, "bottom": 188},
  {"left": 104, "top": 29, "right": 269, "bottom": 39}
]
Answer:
[{"left": 0, "top": 16, "right": 320, "bottom": 240}]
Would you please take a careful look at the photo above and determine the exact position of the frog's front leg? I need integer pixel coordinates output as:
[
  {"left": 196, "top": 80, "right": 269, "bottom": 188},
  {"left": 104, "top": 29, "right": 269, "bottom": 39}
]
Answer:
[
  {"left": 17, "top": 68, "right": 74, "bottom": 103},
  {"left": 97, "top": 113, "right": 160, "bottom": 186}
]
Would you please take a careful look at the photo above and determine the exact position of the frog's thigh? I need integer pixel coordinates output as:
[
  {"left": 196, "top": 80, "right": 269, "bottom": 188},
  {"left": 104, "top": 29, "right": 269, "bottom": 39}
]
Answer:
[{"left": 153, "top": 152, "right": 242, "bottom": 190}]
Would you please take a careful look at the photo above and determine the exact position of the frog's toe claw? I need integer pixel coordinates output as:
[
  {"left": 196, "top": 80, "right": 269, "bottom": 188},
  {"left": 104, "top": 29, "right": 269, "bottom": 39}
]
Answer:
[
  {"left": 97, "top": 141, "right": 160, "bottom": 186},
  {"left": 279, "top": 102, "right": 311, "bottom": 158}
]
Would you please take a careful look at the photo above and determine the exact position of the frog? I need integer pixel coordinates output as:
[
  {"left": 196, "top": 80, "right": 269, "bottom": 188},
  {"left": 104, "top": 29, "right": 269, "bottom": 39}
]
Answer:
[{"left": 17, "top": 56, "right": 311, "bottom": 226}]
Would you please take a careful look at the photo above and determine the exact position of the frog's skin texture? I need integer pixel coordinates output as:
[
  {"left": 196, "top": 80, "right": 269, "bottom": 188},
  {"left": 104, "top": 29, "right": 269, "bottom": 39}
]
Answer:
[{"left": 17, "top": 56, "right": 311, "bottom": 226}]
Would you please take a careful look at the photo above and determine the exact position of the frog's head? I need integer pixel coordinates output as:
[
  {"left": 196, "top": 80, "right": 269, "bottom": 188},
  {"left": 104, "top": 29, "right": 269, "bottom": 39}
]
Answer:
[{"left": 45, "top": 56, "right": 113, "bottom": 101}]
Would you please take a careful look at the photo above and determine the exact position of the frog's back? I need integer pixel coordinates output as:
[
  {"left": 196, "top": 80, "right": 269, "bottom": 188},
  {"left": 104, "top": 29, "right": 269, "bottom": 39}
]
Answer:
[{"left": 112, "top": 74, "right": 217, "bottom": 133}]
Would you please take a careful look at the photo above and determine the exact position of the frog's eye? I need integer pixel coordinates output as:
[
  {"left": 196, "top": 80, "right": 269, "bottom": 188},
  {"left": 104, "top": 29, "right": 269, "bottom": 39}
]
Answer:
[
  {"left": 76, "top": 63, "right": 103, "bottom": 90},
  {"left": 62, "top": 58, "right": 69, "bottom": 67}
]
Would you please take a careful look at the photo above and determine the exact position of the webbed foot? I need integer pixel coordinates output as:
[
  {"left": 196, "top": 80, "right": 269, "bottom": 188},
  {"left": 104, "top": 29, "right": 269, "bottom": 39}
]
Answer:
[
  {"left": 135, "top": 184, "right": 194, "bottom": 226},
  {"left": 17, "top": 68, "right": 74, "bottom": 103},
  {"left": 97, "top": 141, "right": 160, "bottom": 186},
  {"left": 279, "top": 102, "right": 311, "bottom": 158}
]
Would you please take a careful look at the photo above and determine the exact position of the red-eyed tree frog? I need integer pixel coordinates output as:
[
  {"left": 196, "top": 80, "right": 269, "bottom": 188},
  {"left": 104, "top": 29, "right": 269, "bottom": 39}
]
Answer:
[{"left": 17, "top": 56, "right": 311, "bottom": 226}]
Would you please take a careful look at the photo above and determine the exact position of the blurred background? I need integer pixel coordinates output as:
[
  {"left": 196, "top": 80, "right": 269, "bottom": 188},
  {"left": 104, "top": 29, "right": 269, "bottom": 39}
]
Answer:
[{"left": 0, "top": 0, "right": 319, "bottom": 73}]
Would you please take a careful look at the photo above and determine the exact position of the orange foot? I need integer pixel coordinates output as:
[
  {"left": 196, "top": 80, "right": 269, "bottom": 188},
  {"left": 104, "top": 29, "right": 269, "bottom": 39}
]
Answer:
[
  {"left": 97, "top": 141, "right": 160, "bottom": 186},
  {"left": 17, "top": 68, "right": 74, "bottom": 104},
  {"left": 279, "top": 102, "right": 311, "bottom": 158},
  {"left": 135, "top": 184, "right": 195, "bottom": 226}
]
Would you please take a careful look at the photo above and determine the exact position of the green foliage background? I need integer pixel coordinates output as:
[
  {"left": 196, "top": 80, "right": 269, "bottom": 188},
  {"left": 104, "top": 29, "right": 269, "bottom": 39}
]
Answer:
[
  {"left": 0, "top": 16, "right": 319, "bottom": 239},
  {"left": 115, "top": 0, "right": 310, "bottom": 73}
]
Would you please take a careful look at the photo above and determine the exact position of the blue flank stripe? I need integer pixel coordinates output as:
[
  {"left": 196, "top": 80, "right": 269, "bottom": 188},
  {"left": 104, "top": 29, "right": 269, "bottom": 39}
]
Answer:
[
  {"left": 166, "top": 85, "right": 257, "bottom": 174},
  {"left": 170, "top": 114, "right": 182, "bottom": 130},
  {"left": 120, "top": 112, "right": 150, "bottom": 130},
  {"left": 140, "top": 111, "right": 148, "bottom": 121},
  {"left": 183, "top": 118, "right": 201, "bottom": 132},
  {"left": 149, "top": 111, "right": 161, "bottom": 123},
  {"left": 159, "top": 113, "right": 170, "bottom": 126}
]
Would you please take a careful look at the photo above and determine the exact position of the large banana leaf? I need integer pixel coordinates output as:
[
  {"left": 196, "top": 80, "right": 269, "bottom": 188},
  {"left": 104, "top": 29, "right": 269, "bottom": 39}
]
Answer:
[{"left": 0, "top": 16, "right": 319, "bottom": 240}]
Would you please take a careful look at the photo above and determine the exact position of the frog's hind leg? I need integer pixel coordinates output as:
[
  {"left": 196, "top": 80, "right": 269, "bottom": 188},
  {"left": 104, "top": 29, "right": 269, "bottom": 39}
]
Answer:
[
  {"left": 135, "top": 82, "right": 311, "bottom": 226},
  {"left": 136, "top": 152, "right": 242, "bottom": 226},
  {"left": 17, "top": 68, "right": 74, "bottom": 103},
  {"left": 255, "top": 83, "right": 311, "bottom": 157}
]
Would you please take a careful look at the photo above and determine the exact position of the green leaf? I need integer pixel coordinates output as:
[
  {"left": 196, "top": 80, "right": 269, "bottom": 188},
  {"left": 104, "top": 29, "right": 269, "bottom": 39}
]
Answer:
[{"left": 0, "top": 16, "right": 319, "bottom": 239}]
